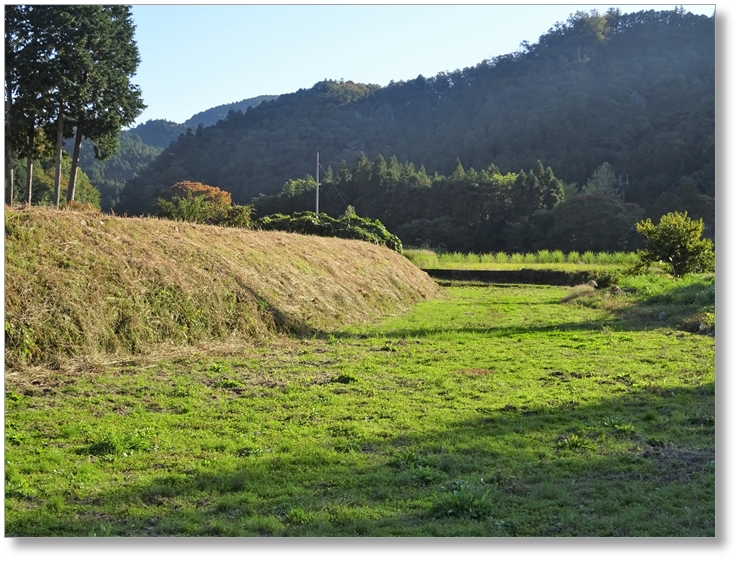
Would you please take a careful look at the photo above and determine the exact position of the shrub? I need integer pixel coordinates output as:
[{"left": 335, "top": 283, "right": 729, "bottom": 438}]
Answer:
[
  {"left": 612, "top": 252, "right": 634, "bottom": 265},
  {"left": 445, "top": 252, "right": 465, "bottom": 263},
  {"left": 566, "top": 251, "right": 581, "bottom": 264},
  {"left": 255, "top": 211, "right": 403, "bottom": 253},
  {"left": 510, "top": 253, "right": 524, "bottom": 264},
  {"left": 156, "top": 181, "right": 254, "bottom": 228},
  {"left": 550, "top": 250, "right": 565, "bottom": 263},
  {"left": 165, "top": 181, "right": 232, "bottom": 206},
  {"left": 219, "top": 204, "right": 255, "bottom": 229},
  {"left": 591, "top": 270, "right": 621, "bottom": 288},
  {"left": 536, "top": 249, "right": 552, "bottom": 263},
  {"left": 156, "top": 195, "right": 225, "bottom": 224},
  {"left": 633, "top": 211, "right": 715, "bottom": 277}
]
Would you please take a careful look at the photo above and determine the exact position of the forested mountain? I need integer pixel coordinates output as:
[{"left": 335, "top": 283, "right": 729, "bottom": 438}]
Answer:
[
  {"left": 75, "top": 95, "right": 277, "bottom": 210},
  {"left": 124, "top": 119, "right": 189, "bottom": 149},
  {"left": 124, "top": 95, "right": 278, "bottom": 149},
  {"left": 78, "top": 130, "right": 161, "bottom": 210},
  {"left": 116, "top": 8, "right": 714, "bottom": 251}
]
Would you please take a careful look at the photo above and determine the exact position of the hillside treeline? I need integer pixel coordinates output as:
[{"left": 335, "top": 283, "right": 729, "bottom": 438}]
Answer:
[
  {"left": 254, "top": 153, "right": 652, "bottom": 253},
  {"left": 116, "top": 7, "right": 714, "bottom": 235}
]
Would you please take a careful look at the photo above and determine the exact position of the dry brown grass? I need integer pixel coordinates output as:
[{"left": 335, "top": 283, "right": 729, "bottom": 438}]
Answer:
[
  {"left": 560, "top": 283, "right": 596, "bottom": 303},
  {"left": 4, "top": 206, "right": 441, "bottom": 370}
]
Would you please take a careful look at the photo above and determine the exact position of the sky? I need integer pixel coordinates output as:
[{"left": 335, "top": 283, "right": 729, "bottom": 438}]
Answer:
[{"left": 128, "top": 2, "right": 718, "bottom": 126}]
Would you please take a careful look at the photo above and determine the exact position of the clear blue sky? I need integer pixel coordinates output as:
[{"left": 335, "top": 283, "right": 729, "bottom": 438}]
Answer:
[{"left": 128, "top": 2, "right": 717, "bottom": 126}]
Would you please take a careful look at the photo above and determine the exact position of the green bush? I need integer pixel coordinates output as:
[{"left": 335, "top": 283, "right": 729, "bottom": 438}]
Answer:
[
  {"left": 444, "top": 252, "right": 465, "bottom": 263},
  {"left": 582, "top": 251, "right": 596, "bottom": 265},
  {"left": 510, "top": 253, "right": 524, "bottom": 264},
  {"left": 612, "top": 252, "right": 637, "bottom": 266},
  {"left": 633, "top": 211, "right": 715, "bottom": 277},
  {"left": 495, "top": 251, "right": 509, "bottom": 264},
  {"left": 550, "top": 250, "right": 565, "bottom": 263},
  {"left": 255, "top": 211, "right": 403, "bottom": 253},
  {"left": 156, "top": 195, "right": 225, "bottom": 224},
  {"left": 591, "top": 270, "right": 621, "bottom": 288},
  {"left": 156, "top": 194, "right": 254, "bottom": 229},
  {"left": 536, "top": 249, "right": 552, "bottom": 263},
  {"left": 219, "top": 205, "right": 255, "bottom": 229}
]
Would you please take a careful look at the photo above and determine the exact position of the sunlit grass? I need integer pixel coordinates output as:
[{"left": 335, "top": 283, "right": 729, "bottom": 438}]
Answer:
[
  {"left": 404, "top": 249, "right": 643, "bottom": 271},
  {"left": 5, "top": 279, "right": 715, "bottom": 537}
]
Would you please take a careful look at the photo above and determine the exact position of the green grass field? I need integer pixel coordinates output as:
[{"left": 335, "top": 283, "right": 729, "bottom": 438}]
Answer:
[
  {"left": 5, "top": 275, "right": 715, "bottom": 536},
  {"left": 403, "top": 249, "right": 647, "bottom": 271}
]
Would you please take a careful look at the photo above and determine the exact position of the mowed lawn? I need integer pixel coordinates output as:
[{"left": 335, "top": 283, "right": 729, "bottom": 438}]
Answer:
[{"left": 5, "top": 282, "right": 715, "bottom": 536}]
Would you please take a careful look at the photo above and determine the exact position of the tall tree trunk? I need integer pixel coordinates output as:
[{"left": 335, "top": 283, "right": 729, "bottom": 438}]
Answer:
[
  {"left": 53, "top": 110, "right": 64, "bottom": 209},
  {"left": 24, "top": 124, "right": 35, "bottom": 206},
  {"left": 5, "top": 79, "right": 15, "bottom": 206},
  {"left": 66, "top": 119, "right": 83, "bottom": 204}
]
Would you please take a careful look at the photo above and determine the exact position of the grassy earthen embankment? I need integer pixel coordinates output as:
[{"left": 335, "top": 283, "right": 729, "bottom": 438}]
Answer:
[{"left": 4, "top": 207, "right": 441, "bottom": 369}]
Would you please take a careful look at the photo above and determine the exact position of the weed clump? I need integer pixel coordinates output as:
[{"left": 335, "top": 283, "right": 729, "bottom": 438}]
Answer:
[{"left": 431, "top": 481, "right": 496, "bottom": 518}]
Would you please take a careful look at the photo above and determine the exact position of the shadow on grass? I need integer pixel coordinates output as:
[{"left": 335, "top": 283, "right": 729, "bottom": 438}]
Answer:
[
  {"left": 7, "top": 383, "right": 715, "bottom": 537},
  {"left": 329, "top": 313, "right": 705, "bottom": 342},
  {"left": 327, "top": 278, "right": 714, "bottom": 341},
  {"left": 332, "top": 322, "right": 610, "bottom": 340}
]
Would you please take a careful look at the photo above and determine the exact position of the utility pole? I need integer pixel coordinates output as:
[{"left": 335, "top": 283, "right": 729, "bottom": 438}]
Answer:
[
  {"left": 316, "top": 151, "right": 320, "bottom": 217},
  {"left": 619, "top": 174, "right": 629, "bottom": 203}
]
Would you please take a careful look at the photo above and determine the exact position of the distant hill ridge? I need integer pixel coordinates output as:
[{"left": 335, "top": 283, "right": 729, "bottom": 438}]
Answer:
[{"left": 127, "top": 94, "right": 278, "bottom": 148}]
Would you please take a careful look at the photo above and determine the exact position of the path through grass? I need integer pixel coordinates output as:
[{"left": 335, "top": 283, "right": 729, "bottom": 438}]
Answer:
[{"left": 5, "top": 281, "right": 715, "bottom": 536}]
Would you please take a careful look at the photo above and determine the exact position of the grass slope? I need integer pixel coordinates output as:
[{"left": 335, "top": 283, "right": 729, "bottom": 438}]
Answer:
[
  {"left": 4, "top": 207, "right": 440, "bottom": 369},
  {"left": 5, "top": 280, "right": 714, "bottom": 536}
]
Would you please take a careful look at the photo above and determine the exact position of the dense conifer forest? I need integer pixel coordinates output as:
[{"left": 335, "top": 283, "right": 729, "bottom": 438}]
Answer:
[{"left": 110, "top": 8, "right": 714, "bottom": 252}]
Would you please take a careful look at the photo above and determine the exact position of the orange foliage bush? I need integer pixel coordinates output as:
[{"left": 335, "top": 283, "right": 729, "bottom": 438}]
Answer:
[{"left": 162, "top": 181, "right": 232, "bottom": 206}]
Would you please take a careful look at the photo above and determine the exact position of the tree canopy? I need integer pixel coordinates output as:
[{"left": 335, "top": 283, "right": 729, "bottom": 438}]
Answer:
[
  {"left": 4, "top": 4, "right": 145, "bottom": 206},
  {"left": 634, "top": 211, "right": 714, "bottom": 277}
]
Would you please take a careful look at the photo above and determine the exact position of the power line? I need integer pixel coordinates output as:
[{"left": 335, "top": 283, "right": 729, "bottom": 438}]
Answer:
[{"left": 315, "top": 155, "right": 350, "bottom": 211}]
